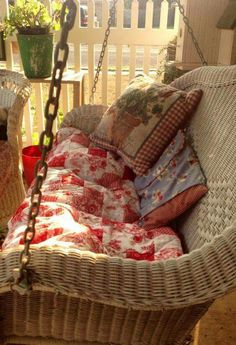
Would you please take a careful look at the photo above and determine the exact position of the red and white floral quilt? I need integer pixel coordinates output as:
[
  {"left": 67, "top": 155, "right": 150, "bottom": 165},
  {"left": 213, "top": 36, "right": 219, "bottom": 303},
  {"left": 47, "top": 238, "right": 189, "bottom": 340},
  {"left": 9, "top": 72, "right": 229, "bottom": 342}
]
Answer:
[{"left": 3, "top": 127, "right": 183, "bottom": 261}]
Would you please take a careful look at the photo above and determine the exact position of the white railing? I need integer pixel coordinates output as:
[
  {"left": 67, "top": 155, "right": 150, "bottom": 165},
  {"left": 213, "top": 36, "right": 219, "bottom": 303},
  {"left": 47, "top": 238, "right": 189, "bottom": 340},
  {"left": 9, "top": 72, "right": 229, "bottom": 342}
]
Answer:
[{"left": 0, "top": 0, "right": 179, "bottom": 146}]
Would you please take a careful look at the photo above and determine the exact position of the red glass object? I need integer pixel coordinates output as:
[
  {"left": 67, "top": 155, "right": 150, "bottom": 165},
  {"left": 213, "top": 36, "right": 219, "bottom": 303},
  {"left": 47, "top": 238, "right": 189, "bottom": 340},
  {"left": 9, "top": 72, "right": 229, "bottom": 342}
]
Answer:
[{"left": 22, "top": 145, "right": 42, "bottom": 186}]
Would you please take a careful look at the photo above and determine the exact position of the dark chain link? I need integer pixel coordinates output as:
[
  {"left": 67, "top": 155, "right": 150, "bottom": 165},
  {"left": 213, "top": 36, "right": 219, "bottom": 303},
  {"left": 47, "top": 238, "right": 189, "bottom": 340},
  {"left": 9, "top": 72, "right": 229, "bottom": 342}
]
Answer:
[
  {"left": 12, "top": 0, "right": 77, "bottom": 293},
  {"left": 89, "top": 0, "right": 119, "bottom": 104},
  {"left": 183, "top": 335, "right": 194, "bottom": 345},
  {"left": 175, "top": 0, "right": 208, "bottom": 66}
]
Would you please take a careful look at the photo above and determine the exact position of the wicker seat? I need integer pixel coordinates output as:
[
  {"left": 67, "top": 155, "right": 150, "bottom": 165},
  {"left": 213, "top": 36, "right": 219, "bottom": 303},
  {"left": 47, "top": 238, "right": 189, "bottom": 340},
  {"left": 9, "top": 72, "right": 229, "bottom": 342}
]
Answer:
[
  {"left": 0, "top": 65, "right": 236, "bottom": 345},
  {"left": 0, "top": 70, "right": 31, "bottom": 229}
]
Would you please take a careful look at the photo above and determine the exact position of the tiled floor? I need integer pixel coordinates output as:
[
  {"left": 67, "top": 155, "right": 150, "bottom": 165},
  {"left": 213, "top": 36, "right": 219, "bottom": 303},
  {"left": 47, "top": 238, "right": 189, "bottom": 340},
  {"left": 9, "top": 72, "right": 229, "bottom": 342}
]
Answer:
[{"left": 194, "top": 290, "right": 236, "bottom": 345}]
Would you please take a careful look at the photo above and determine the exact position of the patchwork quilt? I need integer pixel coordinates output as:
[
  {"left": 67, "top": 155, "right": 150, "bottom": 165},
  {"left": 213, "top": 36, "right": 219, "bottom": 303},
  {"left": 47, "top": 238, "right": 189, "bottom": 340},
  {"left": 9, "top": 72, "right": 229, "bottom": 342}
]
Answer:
[{"left": 3, "top": 127, "right": 183, "bottom": 261}]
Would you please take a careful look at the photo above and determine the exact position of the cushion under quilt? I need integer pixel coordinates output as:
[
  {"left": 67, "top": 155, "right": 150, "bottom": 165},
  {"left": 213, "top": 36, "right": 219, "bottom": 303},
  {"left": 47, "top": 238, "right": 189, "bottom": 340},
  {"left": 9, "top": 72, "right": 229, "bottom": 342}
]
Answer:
[{"left": 3, "top": 127, "right": 183, "bottom": 261}]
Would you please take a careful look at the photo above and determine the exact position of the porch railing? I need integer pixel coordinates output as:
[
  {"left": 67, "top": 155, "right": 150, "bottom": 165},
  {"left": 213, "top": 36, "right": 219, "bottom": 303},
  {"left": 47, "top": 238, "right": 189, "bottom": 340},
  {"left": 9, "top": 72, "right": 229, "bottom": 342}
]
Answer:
[{"left": 0, "top": 0, "right": 179, "bottom": 146}]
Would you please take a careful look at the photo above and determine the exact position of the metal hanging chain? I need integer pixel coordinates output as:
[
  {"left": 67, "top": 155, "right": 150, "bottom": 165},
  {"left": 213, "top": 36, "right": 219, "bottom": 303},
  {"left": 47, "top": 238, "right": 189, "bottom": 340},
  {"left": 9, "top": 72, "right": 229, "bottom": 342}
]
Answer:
[
  {"left": 89, "top": 0, "right": 119, "bottom": 104},
  {"left": 12, "top": 0, "right": 77, "bottom": 293},
  {"left": 175, "top": 0, "right": 208, "bottom": 66}
]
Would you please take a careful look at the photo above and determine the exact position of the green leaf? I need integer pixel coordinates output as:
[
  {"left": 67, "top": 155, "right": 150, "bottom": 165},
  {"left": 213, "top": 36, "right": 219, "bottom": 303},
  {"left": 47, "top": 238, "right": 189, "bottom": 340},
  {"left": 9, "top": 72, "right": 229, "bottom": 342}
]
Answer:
[{"left": 3, "top": 0, "right": 62, "bottom": 38}]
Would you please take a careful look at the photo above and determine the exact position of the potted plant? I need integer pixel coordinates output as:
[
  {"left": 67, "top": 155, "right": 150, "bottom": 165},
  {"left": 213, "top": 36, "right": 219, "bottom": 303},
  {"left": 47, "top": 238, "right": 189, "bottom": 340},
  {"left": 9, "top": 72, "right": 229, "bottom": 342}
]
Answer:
[{"left": 4, "top": 0, "right": 61, "bottom": 78}]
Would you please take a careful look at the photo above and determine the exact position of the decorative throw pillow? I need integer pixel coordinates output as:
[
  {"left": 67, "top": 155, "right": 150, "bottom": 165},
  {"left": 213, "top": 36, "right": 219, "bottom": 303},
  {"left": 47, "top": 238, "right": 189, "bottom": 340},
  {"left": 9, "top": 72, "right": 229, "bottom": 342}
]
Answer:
[
  {"left": 134, "top": 130, "right": 208, "bottom": 229},
  {"left": 90, "top": 74, "right": 203, "bottom": 175}
]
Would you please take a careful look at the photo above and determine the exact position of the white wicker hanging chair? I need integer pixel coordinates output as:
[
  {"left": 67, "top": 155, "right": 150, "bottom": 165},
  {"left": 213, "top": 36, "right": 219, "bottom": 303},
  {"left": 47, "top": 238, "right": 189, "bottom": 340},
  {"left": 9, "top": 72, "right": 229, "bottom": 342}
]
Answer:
[
  {"left": 0, "top": 64, "right": 236, "bottom": 345},
  {"left": 1, "top": 0, "right": 236, "bottom": 343}
]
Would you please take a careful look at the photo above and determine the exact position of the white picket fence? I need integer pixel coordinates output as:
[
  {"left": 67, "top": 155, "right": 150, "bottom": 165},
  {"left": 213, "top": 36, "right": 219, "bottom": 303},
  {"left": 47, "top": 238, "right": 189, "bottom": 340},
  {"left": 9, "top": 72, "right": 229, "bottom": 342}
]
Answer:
[{"left": 0, "top": 0, "right": 179, "bottom": 146}]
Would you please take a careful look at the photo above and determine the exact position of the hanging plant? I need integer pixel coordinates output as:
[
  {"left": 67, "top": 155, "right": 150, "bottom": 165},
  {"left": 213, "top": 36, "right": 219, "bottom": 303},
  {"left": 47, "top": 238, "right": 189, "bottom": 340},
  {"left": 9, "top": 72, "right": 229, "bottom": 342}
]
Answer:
[
  {"left": 3, "top": 0, "right": 62, "bottom": 36},
  {"left": 3, "top": 0, "right": 63, "bottom": 78}
]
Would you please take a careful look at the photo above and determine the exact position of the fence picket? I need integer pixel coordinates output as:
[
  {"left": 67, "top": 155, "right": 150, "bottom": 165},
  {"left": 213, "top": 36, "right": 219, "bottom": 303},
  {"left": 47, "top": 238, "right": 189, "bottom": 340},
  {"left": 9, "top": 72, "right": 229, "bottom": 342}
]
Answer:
[
  {"left": 129, "top": 45, "right": 136, "bottom": 81},
  {"left": 146, "top": 0, "right": 154, "bottom": 30},
  {"left": 88, "top": 44, "right": 95, "bottom": 103},
  {"left": 100, "top": 0, "right": 110, "bottom": 104},
  {"left": 131, "top": 0, "right": 139, "bottom": 29},
  {"left": 160, "top": 0, "right": 169, "bottom": 30},
  {"left": 174, "top": 5, "right": 180, "bottom": 31},
  {"left": 88, "top": 0, "right": 95, "bottom": 28},
  {"left": 143, "top": 46, "right": 151, "bottom": 74},
  {"left": 115, "top": 45, "right": 122, "bottom": 99},
  {"left": 76, "top": 0, "right": 82, "bottom": 28},
  {"left": 102, "top": 0, "right": 109, "bottom": 28},
  {"left": 61, "top": 85, "right": 70, "bottom": 115},
  {"left": 73, "top": 1, "right": 81, "bottom": 72},
  {"left": 117, "top": 0, "right": 124, "bottom": 28},
  {"left": 102, "top": 49, "right": 108, "bottom": 105},
  {"left": 43, "top": 0, "right": 51, "bottom": 12},
  {"left": 34, "top": 84, "right": 45, "bottom": 135},
  {"left": 5, "top": 41, "right": 14, "bottom": 71}
]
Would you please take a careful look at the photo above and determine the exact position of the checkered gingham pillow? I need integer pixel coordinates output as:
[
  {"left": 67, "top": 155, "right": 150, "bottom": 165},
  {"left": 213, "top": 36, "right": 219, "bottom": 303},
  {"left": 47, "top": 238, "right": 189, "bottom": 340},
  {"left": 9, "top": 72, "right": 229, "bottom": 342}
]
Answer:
[{"left": 90, "top": 75, "right": 203, "bottom": 175}]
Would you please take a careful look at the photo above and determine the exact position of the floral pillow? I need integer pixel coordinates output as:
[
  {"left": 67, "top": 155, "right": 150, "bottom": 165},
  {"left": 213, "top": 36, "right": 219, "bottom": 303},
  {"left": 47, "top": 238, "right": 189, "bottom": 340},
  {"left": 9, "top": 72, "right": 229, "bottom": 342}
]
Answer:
[
  {"left": 90, "top": 74, "right": 203, "bottom": 175},
  {"left": 134, "top": 130, "right": 208, "bottom": 229}
]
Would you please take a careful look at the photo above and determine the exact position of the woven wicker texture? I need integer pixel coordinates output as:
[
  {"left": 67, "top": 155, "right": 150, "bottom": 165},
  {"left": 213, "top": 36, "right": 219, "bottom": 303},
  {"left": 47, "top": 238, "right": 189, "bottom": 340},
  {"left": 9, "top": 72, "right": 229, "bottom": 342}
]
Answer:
[
  {"left": 0, "top": 66, "right": 236, "bottom": 345},
  {"left": 0, "top": 291, "right": 211, "bottom": 345},
  {"left": 171, "top": 65, "right": 236, "bottom": 251},
  {"left": 60, "top": 105, "right": 108, "bottom": 134},
  {"left": 0, "top": 70, "right": 31, "bottom": 228}
]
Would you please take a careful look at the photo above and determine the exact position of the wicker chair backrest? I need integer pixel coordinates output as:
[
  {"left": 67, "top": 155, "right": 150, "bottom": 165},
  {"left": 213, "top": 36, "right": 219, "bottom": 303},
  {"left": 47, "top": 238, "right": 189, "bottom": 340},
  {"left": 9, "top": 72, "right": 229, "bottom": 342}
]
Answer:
[
  {"left": 0, "top": 70, "right": 29, "bottom": 106},
  {"left": 0, "top": 70, "right": 31, "bottom": 228},
  {"left": 0, "top": 89, "right": 16, "bottom": 108},
  {"left": 171, "top": 65, "right": 236, "bottom": 251}
]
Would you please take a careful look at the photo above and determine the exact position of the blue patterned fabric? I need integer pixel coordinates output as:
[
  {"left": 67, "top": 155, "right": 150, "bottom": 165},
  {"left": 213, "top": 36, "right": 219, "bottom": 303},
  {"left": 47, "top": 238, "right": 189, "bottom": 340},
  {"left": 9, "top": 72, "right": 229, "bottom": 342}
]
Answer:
[{"left": 134, "top": 130, "right": 206, "bottom": 217}]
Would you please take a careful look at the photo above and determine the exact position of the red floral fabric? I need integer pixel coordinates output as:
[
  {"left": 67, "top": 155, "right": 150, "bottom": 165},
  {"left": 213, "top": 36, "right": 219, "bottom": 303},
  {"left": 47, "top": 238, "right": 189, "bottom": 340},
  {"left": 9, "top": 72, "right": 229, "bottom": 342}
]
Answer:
[{"left": 3, "top": 127, "right": 183, "bottom": 261}]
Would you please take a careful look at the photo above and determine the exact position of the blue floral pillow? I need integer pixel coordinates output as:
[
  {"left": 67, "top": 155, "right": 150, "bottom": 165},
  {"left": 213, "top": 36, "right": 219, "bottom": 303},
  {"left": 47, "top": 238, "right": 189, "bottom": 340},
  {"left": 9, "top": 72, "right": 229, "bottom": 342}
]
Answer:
[{"left": 134, "top": 130, "right": 208, "bottom": 228}]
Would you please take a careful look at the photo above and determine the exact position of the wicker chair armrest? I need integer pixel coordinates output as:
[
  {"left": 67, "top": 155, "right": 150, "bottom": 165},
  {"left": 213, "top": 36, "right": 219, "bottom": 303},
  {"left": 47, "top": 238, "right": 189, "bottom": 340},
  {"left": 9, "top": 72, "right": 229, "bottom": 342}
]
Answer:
[
  {"left": 0, "top": 70, "right": 31, "bottom": 151},
  {"left": 1, "top": 223, "right": 235, "bottom": 310},
  {"left": 14, "top": 78, "right": 31, "bottom": 107},
  {"left": 0, "top": 70, "right": 31, "bottom": 106}
]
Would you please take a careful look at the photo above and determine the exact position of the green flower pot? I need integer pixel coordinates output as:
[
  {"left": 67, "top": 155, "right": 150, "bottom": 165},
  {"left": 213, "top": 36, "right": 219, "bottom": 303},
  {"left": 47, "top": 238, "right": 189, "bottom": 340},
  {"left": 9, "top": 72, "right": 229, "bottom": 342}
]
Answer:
[{"left": 17, "top": 33, "right": 53, "bottom": 78}]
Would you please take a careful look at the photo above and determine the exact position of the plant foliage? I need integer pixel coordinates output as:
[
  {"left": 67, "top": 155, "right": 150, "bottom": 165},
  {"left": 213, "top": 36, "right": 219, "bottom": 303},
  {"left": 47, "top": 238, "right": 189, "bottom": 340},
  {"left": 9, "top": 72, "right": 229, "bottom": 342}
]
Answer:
[{"left": 4, "top": 0, "right": 62, "bottom": 37}]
